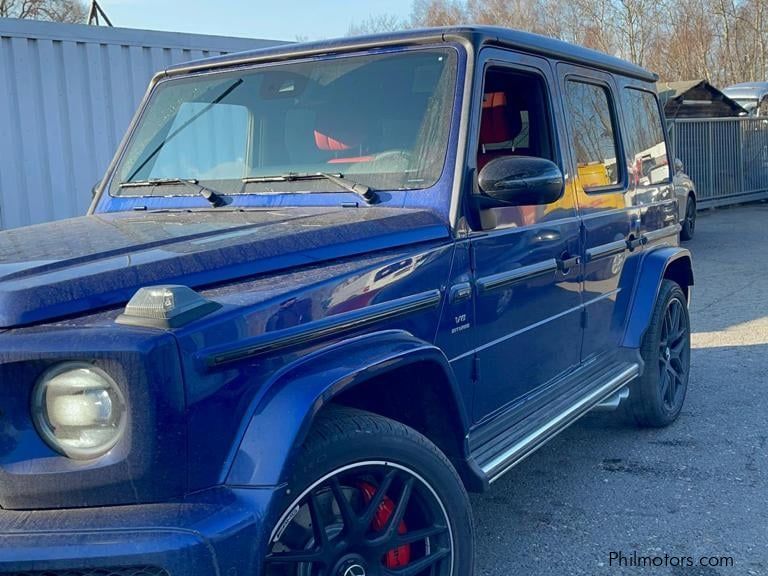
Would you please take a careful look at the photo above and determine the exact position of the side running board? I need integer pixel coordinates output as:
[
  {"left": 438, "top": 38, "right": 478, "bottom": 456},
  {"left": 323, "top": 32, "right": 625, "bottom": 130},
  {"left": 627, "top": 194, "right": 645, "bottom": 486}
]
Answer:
[{"left": 474, "top": 362, "right": 640, "bottom": 484}]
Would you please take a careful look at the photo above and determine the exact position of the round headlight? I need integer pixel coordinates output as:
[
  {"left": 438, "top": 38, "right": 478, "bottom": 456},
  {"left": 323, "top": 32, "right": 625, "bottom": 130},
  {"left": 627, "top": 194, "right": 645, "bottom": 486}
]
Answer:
[{"left": 32, "top": 362, "right": 127, "bottom": 459}]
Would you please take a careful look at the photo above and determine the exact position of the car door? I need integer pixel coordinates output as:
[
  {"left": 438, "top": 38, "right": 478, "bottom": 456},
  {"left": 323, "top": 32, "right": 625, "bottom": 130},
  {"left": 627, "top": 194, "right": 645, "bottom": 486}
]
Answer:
[
  {"left": 557, "top": 64, "right": 641, "bottom": 361},
  {"left": 468, "top": 50, "right": 584, "bottom": 423},
  {"left": 618, "top": 79, "right": 679, "bottom": 250}
]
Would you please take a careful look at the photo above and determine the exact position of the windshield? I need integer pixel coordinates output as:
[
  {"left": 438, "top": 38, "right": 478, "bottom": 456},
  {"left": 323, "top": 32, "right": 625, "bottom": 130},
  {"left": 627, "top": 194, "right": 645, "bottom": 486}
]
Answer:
[
  {"left": 733, "top": 98, "right": 758, "bottom": 113},
  {"left": 111, "top": 48, "right": 458, "bottom": 197}
]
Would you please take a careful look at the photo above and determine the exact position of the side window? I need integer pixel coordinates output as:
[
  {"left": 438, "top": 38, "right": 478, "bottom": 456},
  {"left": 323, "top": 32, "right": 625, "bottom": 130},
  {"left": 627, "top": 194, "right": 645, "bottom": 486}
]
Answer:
[
  {"left": 622, "top": 88, "right": 670, "bottom": 185},
  {"left": 565, "top": 81, "right": 621, "bottom": 190},
  {"left": 475, "top": 66, "right": 568, "bottom": 228},
  {"left": 477, "top": 67, "right": 554, "bottom": 171}
]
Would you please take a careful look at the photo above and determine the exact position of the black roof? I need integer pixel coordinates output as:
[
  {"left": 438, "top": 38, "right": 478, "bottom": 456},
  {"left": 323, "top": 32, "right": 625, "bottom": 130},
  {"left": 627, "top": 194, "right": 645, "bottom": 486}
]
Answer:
[
  {"left": 162, "top": 26, "right": 657, "bottom": 83},
  {"left": 658, "top": 79, "right": 747, "bottom": 118}
]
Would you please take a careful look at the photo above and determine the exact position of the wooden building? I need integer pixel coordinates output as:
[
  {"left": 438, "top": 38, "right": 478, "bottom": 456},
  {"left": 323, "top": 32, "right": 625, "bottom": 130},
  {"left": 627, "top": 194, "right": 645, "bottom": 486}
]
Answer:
[{"left": 659, "top": 80, "right": 747, "bottom": 119}]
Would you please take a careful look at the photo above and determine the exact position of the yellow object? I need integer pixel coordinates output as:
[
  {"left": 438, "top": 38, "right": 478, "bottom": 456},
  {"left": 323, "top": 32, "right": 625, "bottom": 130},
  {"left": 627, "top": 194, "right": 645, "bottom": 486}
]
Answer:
[{"left": 577, "top": 163, "right": 611, "bottom": 188}]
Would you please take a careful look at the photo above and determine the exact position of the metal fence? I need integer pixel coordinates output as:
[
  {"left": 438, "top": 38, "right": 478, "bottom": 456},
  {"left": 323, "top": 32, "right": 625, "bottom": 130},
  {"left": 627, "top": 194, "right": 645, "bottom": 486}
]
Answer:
[
  {"left": 668, "top": 117, "right": 768, "bottom": 209},
  {"left": 0, "top": 19, "right": 281, "bottom": 230}
]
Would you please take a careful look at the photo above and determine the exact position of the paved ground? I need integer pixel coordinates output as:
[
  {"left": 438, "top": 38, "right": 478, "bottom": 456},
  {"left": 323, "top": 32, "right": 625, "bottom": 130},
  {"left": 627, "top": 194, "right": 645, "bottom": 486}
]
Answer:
[{"left": 471, "top": 203, "right": 768, "bottom": 575}]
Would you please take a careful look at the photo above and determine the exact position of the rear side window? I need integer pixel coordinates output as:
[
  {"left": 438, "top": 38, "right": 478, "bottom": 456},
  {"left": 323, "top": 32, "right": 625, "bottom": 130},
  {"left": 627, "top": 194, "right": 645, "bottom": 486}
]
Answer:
[
  {"left": 622, "top": 88, "right": 670, "bottom": 184},
  {"left": 565, "top": 81, "right": 621, "bottom": 190}
]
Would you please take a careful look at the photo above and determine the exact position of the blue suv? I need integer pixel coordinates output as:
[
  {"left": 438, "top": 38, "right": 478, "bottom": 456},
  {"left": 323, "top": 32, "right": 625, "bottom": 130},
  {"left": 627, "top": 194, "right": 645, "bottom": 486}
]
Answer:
[{"left": 0, "top": 27, "right": 692, "bottom": 576}]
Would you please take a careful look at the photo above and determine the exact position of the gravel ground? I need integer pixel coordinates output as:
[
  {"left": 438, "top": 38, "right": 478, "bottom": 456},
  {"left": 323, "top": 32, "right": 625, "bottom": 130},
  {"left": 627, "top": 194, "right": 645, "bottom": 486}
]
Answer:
[{"left": 471, "top": 203, "right": 768, "bottom": 575}]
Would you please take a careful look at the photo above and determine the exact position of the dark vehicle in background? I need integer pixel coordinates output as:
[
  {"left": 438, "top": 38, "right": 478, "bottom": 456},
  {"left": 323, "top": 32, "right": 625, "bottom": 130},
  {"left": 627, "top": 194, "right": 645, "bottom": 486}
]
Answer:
[
  {"left": 723, "top": 81, "right": 768, "bottom": 116},
  {"left": 674, "top": 158, "right": 697, "bottom": 240},
  {"left": 0, "top": 27, "right": 693, "bottom": 576}
]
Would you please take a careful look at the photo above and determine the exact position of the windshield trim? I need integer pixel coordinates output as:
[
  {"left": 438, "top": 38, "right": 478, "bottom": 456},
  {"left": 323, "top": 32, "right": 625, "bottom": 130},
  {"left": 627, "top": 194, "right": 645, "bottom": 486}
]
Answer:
[{"left": 105, "top": 44, "right": 461, "bottom": 201}]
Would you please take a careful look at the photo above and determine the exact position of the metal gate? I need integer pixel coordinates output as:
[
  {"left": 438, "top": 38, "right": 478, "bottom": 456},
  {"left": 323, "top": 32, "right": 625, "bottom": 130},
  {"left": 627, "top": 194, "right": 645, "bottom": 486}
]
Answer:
[{"left": 668, "top": 117, "right": 768, "bottom": 208}]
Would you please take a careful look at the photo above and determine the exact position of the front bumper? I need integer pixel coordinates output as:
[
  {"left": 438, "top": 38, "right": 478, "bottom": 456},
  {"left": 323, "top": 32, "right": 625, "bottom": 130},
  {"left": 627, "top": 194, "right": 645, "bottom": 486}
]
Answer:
[{"left": 0, "top": 487, "right": 276, "bottom": 576}]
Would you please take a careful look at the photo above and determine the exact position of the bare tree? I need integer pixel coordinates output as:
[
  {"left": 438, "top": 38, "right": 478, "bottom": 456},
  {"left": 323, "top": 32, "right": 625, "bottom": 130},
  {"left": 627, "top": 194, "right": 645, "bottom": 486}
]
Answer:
[
  {"left": 0, "top": 0, "right": 88, "bottom": 23},
  {"left": 411, "top": 0, "right": 467, "bottom": 27},
  {"left": 468, "top": 0, "right": 544, "bottom": 32},
  {"left": 703, "top": 0, "right": 768, "bottom": 85},
  {"left": 347, "top": 0, "right": 466, "bottom": 35},
  {"left": 731, "top": 0, "right": 768, "bottom": 82},
  {"left": 348, "top": 13, "right": 409, "bottom": 36},
  {"left": 712, "top": 0, "right": 739, "bottom": 83},
  {"left": 616, "top": 0, "right": 663, "bottom": 67},
  {"left": 346, "top": 0, "right": 768, "bottom": 85},
  {"left": 652, "top": 0, "right": 715, "bottom": 82}
]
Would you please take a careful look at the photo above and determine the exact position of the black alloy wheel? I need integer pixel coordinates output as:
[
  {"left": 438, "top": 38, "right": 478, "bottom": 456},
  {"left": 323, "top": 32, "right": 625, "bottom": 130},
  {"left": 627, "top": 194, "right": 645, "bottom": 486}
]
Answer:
[
  {"left": 266, "top": 462, "right": 453, "bottom": 575},
  {"left": 264, "top": 408, "right": 473, "bottom": 576},
  {"left": 629, "top": 279, "right": 691, "bottom": 427},
  {"left": 657, "top": 295, "right": 690, "bottom": 413},
  {"left": 681, "top": 196, "right": 696, "bottom": 240}
]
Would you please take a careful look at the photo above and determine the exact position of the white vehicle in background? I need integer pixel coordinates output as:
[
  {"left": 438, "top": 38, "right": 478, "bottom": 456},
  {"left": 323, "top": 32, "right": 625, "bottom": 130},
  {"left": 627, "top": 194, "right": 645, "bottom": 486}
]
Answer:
[{"left": 723, "top": 82, "right": 768, "bottom": 116}]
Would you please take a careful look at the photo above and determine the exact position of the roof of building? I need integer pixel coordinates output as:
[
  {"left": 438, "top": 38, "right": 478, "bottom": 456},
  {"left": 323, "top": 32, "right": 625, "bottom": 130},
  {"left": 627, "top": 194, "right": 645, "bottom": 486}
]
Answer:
[
  {"left": 658, "top": 80, "right": 705, "bottom": 100},
  {"left": 658, "top": 79, "right": 746, "bottom": 118},
  {"left": 162, "top": 26, "right": 657, "bottom": 83},
  {"left": 0, "top": 16, "right": 281, "bottom": 52}
]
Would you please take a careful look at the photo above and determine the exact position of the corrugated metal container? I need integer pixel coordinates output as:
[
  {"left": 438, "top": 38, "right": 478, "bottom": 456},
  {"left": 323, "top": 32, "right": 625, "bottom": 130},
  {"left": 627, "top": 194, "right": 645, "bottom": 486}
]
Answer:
[{"left": 0, "top": 18, "right": 280, "bottom": 229}]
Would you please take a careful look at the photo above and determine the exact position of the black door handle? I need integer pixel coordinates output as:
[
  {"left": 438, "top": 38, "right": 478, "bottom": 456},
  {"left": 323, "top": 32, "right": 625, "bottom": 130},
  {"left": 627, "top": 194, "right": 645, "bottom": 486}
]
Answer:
[
  {"left": 626, "top": 235, "right": 647, "bottom": 251},
  {"left": 556, "top": 253, "right": 581, "bottom": 273}
]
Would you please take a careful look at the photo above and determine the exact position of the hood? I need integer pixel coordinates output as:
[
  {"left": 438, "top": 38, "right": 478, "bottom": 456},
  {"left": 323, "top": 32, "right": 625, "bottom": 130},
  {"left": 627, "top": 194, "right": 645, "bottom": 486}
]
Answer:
[{"left": 0, "top": 207, "right": 448, "bottom": 328}]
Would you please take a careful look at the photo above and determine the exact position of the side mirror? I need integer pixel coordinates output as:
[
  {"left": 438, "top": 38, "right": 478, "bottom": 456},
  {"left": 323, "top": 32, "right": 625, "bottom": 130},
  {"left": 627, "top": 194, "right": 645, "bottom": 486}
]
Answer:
[
  {"left": 91, "top": 182, "right": 101, "bottom": 198},
  {"left": 477, "top": 156, "right": 564, "bottom": 207},
  {"left": 674, "top": 158, "right": 684, "bottom": 173}
]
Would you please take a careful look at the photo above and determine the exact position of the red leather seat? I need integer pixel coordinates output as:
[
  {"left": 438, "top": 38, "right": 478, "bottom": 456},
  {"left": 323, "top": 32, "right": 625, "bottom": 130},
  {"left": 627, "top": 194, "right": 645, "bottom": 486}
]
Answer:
[
  {"left": 313, "top": 107, "right": 373, "bottom": 164},
  {"left": 314, "top": 130, "right": 373, "bottom": 164},
  {"left": 477, "top": 92, "right": 522, "bottom": 170}
]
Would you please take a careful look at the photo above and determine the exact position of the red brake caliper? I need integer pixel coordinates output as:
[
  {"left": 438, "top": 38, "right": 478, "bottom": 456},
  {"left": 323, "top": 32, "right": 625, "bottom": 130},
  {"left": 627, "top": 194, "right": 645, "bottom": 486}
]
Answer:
[{"left": 358, "top": 481, "right": 412, "bottom": 568}]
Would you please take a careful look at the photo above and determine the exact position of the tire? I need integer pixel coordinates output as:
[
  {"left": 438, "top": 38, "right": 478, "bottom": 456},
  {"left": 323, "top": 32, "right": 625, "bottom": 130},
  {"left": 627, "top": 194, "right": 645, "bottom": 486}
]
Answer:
[
  {"left": 628, "top": 280, "right": 691, "bottom": 427},
  {"left": 680, "top": 195, "right": 696, "bottom": 241},
  {"left": 264, "top": 406, "right": 474, "bottom": 576}
]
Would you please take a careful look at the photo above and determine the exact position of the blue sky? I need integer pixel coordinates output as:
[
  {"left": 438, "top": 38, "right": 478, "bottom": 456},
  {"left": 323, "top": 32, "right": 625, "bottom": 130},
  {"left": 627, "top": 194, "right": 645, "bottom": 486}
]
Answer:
[{"left": 98, "top": 0, "right": 414, "bottom": 41}]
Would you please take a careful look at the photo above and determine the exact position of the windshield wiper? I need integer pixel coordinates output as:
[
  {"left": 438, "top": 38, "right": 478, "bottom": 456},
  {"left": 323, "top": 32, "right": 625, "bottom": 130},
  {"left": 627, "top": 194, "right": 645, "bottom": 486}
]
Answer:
[
  {"left": 242, "top": 172, "right": 379, "bottom": 204},
  {"left": 125, "top": 79, "right": 244, "bottom": 183},
  {"left": 119, "top": 178, "right": 226, "bottom": 207}
]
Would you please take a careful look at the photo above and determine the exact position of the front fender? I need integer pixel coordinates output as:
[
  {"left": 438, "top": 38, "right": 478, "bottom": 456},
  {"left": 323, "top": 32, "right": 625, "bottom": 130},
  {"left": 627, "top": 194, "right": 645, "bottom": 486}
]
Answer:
[
  {"left": 623, "top": 246, "right": 693, "bottom": 349},
  {"left": 225, "top": 330, "right": 469, "bottom": 487}
]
